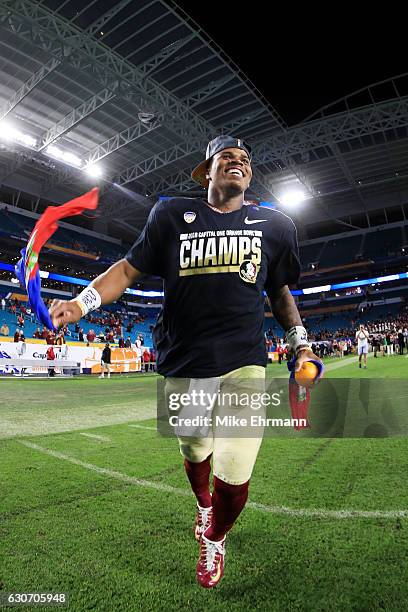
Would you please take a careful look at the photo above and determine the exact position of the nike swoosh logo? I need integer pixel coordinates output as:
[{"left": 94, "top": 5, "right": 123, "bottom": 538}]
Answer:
[
  {"left": 211, "top": 563, "right": 222, "bottom": 585},
  {"left": 244, "top": 217, "right": 268, "bottom": 225}
]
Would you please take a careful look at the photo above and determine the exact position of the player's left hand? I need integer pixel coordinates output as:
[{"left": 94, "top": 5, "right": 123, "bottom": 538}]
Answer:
[{"left": 294, "top": 348, "right": 322, "bottom": 372}]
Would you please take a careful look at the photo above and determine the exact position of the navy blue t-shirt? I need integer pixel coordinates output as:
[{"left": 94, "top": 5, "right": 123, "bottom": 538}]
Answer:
[{"left": 126, "top": 198, "right": 300, "bottom": 377}]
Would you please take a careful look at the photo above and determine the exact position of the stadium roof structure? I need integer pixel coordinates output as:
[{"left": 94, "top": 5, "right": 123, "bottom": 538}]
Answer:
[{"left": 1, "top": 0, "right": 408, "bottom": 241}]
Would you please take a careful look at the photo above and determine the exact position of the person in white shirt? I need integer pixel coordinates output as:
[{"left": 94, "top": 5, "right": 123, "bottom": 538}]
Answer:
[
  {"left": 16, "top": 338, "right": 27, "bottom": 376},
  {"left": 355, "top": 324, "right": 369, "bottom": 369}
]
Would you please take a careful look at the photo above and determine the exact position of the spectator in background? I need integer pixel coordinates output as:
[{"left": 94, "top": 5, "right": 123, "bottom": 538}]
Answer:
[
  {"left": 78, "top": 328, "right": 84, "bottom": 342},
  {"left": 46, "top": 344, "right": 55, "bottom": 377},
  {"left": 149, "top": 348, "right": 156, "bottom": 371},
  {"left": 46, "top": 330, "right": 55, "bottom": 345},
  {"left": 17, "top": 314, "right": 24, "bottom": 327},
  {"left": 398, "top": 329, "right": 405, "bottom": 355},
  {"left": 276, "top": 341, "right": 286, "bottom": 364},
  {"left": 1, "top": 298, "right": 5, "bottom": 311},
  {"left": 14, "top": 328, "right": 20, "bottom": 342},
  {"left": 87, "top": 329, "right": 96, "bottom": 343},
  {"left": 372, "top": 334, "right": 381, "bottom": 358},
  {"left": 142, "top": 348, "right": 150, "bottom": 373},
  {"left": 33, "top": 327, "right": 41, "bottom": 339},
  {"left": 0, "top": 322, "right": 9, "bottom": 336},
  {"left": 55, "top": 331, "right": 65, "bottom": 346},
  {"left": 125, "top": 336, "right": 132, "bottom": 348},
  {"left": 99, "top": 343, "right": 112, "bottom": 379},
  {"left": 118, "top": 336, "right": 125, "bottom": 348}
]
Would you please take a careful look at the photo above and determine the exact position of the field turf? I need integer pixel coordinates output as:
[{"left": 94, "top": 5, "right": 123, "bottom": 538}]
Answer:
[{"left": 1, "top": 354, "right": 407, "bottom": 611}]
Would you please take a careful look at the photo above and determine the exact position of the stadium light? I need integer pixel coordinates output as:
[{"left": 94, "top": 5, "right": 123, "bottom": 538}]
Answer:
[
  {"left": 279, "top": 190, "right": 306, "bottom": 208},
  {"left": 85, "top": 165, "right": 103, "bottom": 178},
  {"left": 46, "top": 145, "right": 82, "bottom": 167},
  {"left": 0, "top": 120, "right": 37, "bottom": 148}
]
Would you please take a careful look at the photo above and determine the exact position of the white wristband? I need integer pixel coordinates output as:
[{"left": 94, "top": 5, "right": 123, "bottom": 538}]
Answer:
[
  {"left": 285, "top": 326, "right": 310, "bottom": 353},
  {"left": 74, "top": 287, "right": 102, "bottom": 316}
]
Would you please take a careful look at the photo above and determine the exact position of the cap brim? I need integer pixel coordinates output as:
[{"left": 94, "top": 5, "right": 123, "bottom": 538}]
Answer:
[{"left": 191, "top": 160, "right": 209, "bottom": 188}]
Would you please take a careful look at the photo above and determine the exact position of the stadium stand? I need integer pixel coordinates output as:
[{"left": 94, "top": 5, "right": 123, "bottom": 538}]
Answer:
[
  {"left": 0, "top": 207, "right": 126, "bottom": 264},
  {"left": 363, "top": 227, "right": 404, "bottom": 259}
]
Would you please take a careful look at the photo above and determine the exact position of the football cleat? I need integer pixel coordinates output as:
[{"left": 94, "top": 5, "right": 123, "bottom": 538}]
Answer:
[
  {"left": 194, "top": 505, "right": 213, "bottom": 542},
  {"left": 196, "top": 534, "right": 226, "bottom": 588}
]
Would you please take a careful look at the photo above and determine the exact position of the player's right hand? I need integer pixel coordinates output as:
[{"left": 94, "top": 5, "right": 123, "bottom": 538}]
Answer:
[{"left": 49, "top": 299, "right": 82, "bottom": 328}]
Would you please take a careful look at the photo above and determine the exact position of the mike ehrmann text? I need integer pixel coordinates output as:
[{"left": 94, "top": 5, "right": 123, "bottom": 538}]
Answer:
[{"left": 168, "top": 415, "right": 307, "bottom": 428}]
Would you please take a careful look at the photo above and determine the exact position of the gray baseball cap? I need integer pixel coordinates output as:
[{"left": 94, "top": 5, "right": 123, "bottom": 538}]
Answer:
[{"left": 191, "top": 135, "right": 252, "bottom": 188}]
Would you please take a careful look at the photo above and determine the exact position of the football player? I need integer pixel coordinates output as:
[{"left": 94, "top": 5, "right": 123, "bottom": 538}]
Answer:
[{"left": 49, "top": 136, "right": 322, "bottom": 588}]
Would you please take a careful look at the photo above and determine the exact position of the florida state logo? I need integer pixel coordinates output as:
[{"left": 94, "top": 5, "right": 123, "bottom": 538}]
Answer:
[{"left": 239, "top": 259, "right": 258, "bottom": 283}]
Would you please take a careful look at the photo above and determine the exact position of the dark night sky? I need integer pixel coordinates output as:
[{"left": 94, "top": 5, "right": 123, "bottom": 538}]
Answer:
[{"left": 174, "top": 3, "right": 406, "bottom": 125}]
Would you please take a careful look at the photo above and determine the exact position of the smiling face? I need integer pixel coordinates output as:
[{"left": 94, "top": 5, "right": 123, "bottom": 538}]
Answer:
[{"left": 206, "top": 147, "right": 252, "bottom": 194}]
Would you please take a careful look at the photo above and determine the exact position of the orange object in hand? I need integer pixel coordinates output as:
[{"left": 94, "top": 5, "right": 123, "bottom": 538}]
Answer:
[{"left": 295, "top": 361, "right": 319, "bottom": 387}]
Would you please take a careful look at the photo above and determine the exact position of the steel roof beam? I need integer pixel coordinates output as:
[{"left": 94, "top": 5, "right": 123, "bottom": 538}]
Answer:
[
  {"left": 0, "top": 0, "right": 223, "bottom": 198},
  {"left": 163, "top": 0, "right": 286, "bottom": 131},
  {"left": 171, "top": 66, "right": 227, "bottom": 95},
  {"left": 85, "top": 114, "right": 163, "bottom": 166},
  {"left": 39, "top": 115, "right": 164, "bottom": 194},
  {"left": 182, "top": 75, "right": 236, "bottom": 108},
  {"left": 0, "top": 0, "right": 215, "bottom": 143},
  {"left": 99, "top": 0, "right": 157, "bottom": 43},
  {"left": 329, "top": 142, "right": 370, "bottom": 210},
  {"left": 253, "top": 97, "right": 408, "bottom": 162},
  {"left": 37, "top": 84, "right": 118, "bottom": 151},
  {"left": 115, "top": 137, "right": 205, "bottom": 186},
  {"left": 0, "top": 55, "right": 61, "bottom": 122},
  {"left": 159, "top": 55, "right": 214, "bottom": 87},
  {"left": 210, "top": 99, "right": 259, "bottom": 123},
  {"left": 112, "top": 12, "right": 168, "bottom": 53},
  {"left": 124, "top": 22, "right": 184, "bottom": 62},
  {"left": 143, "top": 35, "right": 202, "bottom": 76},
  {"left": 140, "top": 168, "right": 196, "bottom": 198},
  {"left": 85, "top": 0, "right": 137, "bottom": 37},
  {"left": 219, "top": 109, "right": 269, "bottom": 134},
  {"left": 137, "top": 33, "right": 196, "bottom": 78}
]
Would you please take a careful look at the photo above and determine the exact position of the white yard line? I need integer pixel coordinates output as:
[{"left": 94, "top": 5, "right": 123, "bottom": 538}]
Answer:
[
  {"left": 18, "top": 440, "right": 408, "bottom": 521},
  {"left": 79, "top": 433, "right": 111, "bottom": 442},
  {"left": 128, "top": 424, "right": 156, "bottom": 431}
]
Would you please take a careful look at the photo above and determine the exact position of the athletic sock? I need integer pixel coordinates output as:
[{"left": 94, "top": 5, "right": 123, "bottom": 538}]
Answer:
[
  {"left": 204, "top": 476, "right": 249, "bottom": 542},
  {"left": 184, "top": 455, "right": 212, "bottom": 508}
]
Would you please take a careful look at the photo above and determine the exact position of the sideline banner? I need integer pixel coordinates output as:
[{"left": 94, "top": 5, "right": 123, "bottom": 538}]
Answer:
[{"left": 0, "top": 342, "right": 141, "bottom": 374}]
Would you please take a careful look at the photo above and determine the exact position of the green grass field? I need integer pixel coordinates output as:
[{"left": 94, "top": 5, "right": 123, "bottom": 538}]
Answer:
[{"left": 1, "top": 354, "right": 408, "bottom": 611}]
